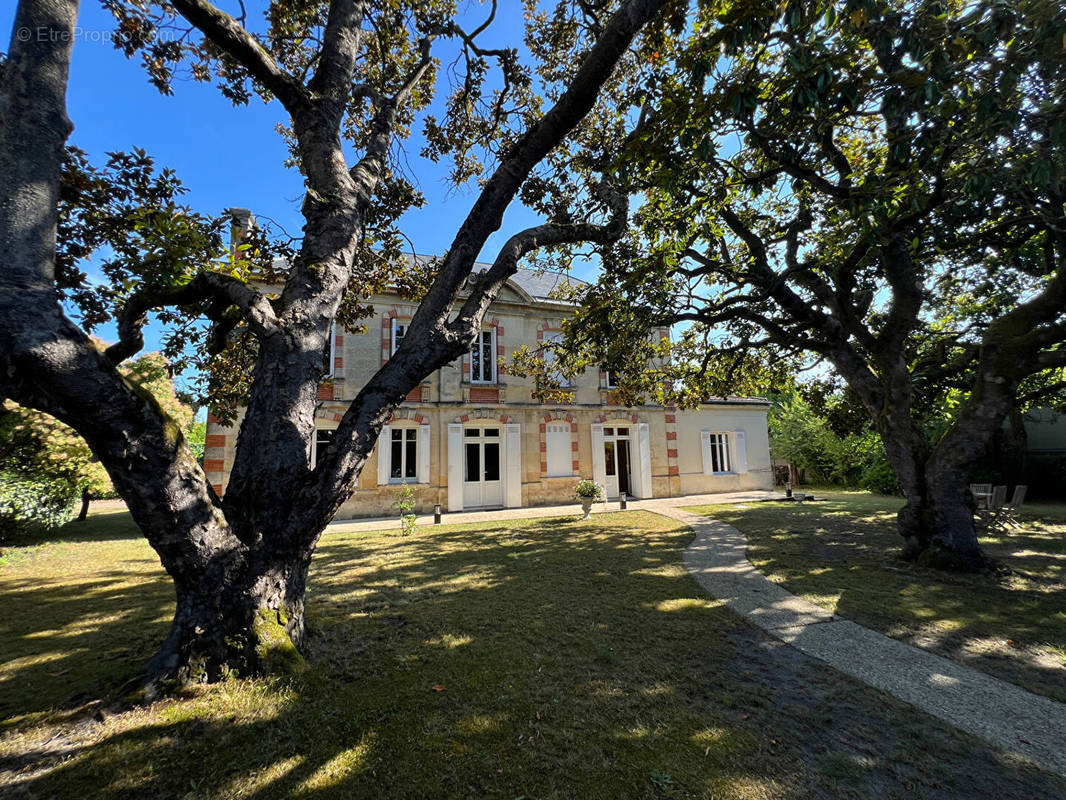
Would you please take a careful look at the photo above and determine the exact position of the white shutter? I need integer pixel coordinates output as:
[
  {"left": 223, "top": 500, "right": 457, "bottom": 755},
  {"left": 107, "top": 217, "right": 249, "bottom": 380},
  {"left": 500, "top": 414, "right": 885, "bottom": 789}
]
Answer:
[
  {"left": 701, "top": 430, "right": 713, "bottom": 475},
  {"left": 418, "top": 423, "right": 431, "bottom": 483},
  {"left": 591, "top": 424, "right": 606, "bottom": 488},
  {"left": 377, "top": 424, "right": 392, "bottom": 485},
  {"left": 447, "top": 423, "right": 464, "bottom": 511},
  {"left": 734, "top": 430, "right": 748, "bottom": 473},
  {"left": 504, "top": 423, "right": 522, "bottom": 508},
  {"left": 546, "top": 424, "right": 571, "bottom": 476},
  {"left": 636, "top": 422, "right": 653, "bottom": 499}
]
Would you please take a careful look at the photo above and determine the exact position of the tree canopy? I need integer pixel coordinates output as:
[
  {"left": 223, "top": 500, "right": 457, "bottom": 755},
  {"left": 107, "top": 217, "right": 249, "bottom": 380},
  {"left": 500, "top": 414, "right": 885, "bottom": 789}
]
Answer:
[{"left": 550, "top": 0, "right": 1066, "bottom": 567}]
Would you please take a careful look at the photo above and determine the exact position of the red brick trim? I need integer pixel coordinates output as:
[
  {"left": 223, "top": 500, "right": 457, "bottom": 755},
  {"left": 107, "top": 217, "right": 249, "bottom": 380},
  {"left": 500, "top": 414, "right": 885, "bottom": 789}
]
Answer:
[
  {"left": 203, "top": 459, "right": 224, "bottom": 473},
  {"left": 205, "top": 434, "right": 226, "bottom": 448}
]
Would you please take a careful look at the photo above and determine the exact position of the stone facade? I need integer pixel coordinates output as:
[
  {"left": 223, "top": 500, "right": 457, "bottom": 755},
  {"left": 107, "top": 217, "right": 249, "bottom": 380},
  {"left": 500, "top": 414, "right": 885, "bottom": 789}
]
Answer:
[{"left": 204, "top": 268, "right": 773, "bottom": 518}]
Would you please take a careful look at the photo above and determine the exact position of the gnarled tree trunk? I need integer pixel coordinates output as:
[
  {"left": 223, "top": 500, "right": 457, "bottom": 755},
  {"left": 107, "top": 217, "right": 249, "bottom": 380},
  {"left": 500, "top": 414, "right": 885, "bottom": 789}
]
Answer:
[{"left": 1, "top": 0, "right": 668, "bottom": 689}]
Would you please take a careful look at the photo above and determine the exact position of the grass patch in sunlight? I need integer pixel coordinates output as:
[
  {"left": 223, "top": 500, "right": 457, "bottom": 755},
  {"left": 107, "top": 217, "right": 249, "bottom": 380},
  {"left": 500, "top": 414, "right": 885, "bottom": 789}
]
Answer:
[
  {"left": 2, "top": 505, "right": 1063, "bottom": 798},
  {"left": 686, "top": 493, "right": 1066, "bottom": 702}
]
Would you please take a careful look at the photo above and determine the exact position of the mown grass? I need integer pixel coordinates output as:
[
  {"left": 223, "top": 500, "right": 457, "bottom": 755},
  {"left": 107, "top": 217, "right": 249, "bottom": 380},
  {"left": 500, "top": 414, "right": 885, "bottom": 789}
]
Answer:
[
  {"left": 2, "top": 506, "right": 1064, "bottom": 799},
  {"left": 686, "top": 493, "right": 1066, "bottom": 702}
]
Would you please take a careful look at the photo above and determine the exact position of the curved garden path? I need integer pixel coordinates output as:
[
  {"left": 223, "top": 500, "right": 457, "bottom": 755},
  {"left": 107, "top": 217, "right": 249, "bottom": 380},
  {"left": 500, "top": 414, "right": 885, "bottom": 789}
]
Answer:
[{"left": 656, "top": 502, "right": 1066, "bottom": 779}]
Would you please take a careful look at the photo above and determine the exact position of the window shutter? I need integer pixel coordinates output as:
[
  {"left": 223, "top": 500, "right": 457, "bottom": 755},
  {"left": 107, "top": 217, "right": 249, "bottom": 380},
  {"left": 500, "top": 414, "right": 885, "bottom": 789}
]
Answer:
[
  {"left": 447, "top": 423, "right": 464, "bottom": 511},
  {"left": 504, "top": 423, "right": 522, "bottom": 508},
  {"left": 377, "top": 424, "right": 391, "bottom": 485},
  {"left": 590, "top": 424, "right": 606, "bottom": 487},
  {"left": 418, "top": 424, "right": 431, "bottom": 483},
  {"left": 701, "top": 430, "right": 713, "bottom": 475},
  {"left": 636, "top": 422, "right": 653, "bottom": 498},
  {"left": 545, "top": 424, "right": 571, "bottom": 476},
  {"left": 734, "top": 430, "right": 748, "bottom": 473}
]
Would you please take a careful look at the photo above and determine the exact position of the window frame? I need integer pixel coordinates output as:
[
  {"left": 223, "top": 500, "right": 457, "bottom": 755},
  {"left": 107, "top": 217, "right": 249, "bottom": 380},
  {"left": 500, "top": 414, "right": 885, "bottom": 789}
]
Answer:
[
  {"left": 603, "top": 370, "right": 617, "bottom": 389},
  {"left": 470, "top": 328, "right": 497, "bottom": 384},
  {"left": 542, "top": 331, "right": 569, "bottom": 388},
  {"left": 391, "top": 318, "right": 407, "bottom": 355},
  {"left": 327, "top": 321, "right": 337, "bottom": 377},
  {"left": 387, "top": 425, "right": 419, "bottom": 483},
  {"left": 707, "top": 431, "right": 733, "bottom": 474},
  {"left": 312, "top": 428, "right": 335, "bottom": 468}
]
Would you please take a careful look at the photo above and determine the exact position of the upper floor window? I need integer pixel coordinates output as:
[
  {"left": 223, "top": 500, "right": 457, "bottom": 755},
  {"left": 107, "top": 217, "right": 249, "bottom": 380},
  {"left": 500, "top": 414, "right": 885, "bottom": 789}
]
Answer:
[
  {"left": 604, "top": 370, "right": 617, "bottom": 389},
  {"left": 328, "top": 322, "right": 338, "bottom": 376},
  {"left": 470, "top": 328, "right": 496, "bottom": 384},
  {"left": 391, "top": 319, "right": 407, "bottom": 354},
  {"left": 543, "top": 331, "right": 569, "bottom": 387}
]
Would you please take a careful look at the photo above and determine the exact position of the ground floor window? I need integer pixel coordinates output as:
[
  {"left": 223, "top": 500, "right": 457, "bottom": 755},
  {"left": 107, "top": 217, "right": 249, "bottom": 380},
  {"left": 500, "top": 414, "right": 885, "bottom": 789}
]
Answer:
[
  {"left": 545, "top": 423, "right": 572, "bottom": 477},
  {"left": 703, "top": 431, "right": 732, "bottom": 474},
  {"left": 390, "top": 427, "right": 418, "bottom": 480},
  {"left": 312, "top": 428, "right": 335, "bottom": 468}
]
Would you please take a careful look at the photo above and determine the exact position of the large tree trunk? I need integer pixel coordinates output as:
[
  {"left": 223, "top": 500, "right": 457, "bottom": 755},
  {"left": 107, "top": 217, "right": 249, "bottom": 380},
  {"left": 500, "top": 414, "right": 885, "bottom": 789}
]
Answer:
[
  {"left": 2, "top": 0, "right": 669, "bottom": 691},
  {"left": 146, "top": 547, "right": 312, "bottom": 688}
]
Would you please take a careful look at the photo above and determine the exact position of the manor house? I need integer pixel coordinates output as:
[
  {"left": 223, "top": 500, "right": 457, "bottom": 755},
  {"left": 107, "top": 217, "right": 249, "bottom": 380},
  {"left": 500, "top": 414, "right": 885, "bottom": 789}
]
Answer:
[{"left": 203, "top": 265, "right": 772, "bottom": 518}]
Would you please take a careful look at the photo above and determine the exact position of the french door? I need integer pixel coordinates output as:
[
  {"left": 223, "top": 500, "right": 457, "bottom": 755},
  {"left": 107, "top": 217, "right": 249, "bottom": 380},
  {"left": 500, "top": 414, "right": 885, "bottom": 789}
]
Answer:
[
  {"left": 462, "top": 427, "right": 503, "bottom": 508},
  {"left": 603, "top": 426, "right": 632, "bottom": 500}
]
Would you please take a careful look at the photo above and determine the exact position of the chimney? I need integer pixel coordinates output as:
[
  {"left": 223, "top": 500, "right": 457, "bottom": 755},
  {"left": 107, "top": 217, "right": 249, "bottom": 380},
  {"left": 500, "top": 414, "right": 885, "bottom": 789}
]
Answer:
[{"left": 226, "top": 207, "right": 256, "bottom": 251}]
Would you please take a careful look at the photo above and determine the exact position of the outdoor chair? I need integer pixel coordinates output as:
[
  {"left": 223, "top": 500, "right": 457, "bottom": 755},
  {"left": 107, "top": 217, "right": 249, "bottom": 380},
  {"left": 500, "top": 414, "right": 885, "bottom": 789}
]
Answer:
[
  {"left": 992, "top": 485, "right": 1028, "bottom": 531},
  {"left": 976, "top": 485, "right": 1008, "bottom": 530},
  {"left": 969, "top": 483, "right": 992, "bottom": 509}
]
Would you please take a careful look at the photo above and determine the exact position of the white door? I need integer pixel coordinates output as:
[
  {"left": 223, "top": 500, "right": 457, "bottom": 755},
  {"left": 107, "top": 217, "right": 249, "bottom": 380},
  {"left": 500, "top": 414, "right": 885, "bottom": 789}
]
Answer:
[
  {"left": 602, "top": 426, "right": 633, "bottom": 500},
  {"left": 462, "top": 427, "right": 503, "bottom": 508}
]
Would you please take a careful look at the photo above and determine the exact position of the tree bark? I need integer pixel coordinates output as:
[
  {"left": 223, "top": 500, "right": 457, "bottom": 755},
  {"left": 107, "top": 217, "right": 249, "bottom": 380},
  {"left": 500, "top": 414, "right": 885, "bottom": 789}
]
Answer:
[
  {"left": 76, "top": 486, "right": 90, "bottom": 521},
  {"left": 1, "top": 0, "right": 670, "bottom": 689}
]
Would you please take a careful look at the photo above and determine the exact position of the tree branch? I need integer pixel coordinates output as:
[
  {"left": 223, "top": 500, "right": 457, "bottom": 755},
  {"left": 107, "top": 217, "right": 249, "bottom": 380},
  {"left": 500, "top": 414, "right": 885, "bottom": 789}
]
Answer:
[
  {"left": 169, "top": 0, "right": 310, "bottom": 115},
  {"left": 450, "top": 183, "right": 628, "bottom": 337},
  {"left": 105, "top": 272, "right": 279, "bottom": 365}
]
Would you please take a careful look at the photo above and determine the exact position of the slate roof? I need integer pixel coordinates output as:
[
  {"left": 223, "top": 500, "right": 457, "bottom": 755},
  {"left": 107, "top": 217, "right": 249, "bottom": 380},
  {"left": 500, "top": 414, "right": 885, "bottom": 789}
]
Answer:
[{"left": 508, "top": 267, "right": 589, "bottom": 303}]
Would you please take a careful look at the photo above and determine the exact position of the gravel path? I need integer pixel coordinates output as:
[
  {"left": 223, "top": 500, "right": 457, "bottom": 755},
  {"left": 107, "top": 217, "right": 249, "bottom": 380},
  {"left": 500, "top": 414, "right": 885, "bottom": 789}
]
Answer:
[{"left": 666, "top": 504, "right": 1066, "bottom": 779}]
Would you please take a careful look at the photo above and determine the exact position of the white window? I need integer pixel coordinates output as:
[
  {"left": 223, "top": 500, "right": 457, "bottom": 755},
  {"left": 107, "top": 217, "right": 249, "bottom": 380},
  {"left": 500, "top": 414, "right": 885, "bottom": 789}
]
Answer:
[
  {"left": 702, "top": 431, "right": 732, "bottom": 474},
  {"left": 470, "top": 328, "right": 496, "bottom": 383},
  {"left": 604, "top": 370, "right": 617, "bottom": 389},
  {"left": 312, "top": 428, "right": 335, "bottom": 468},
  {"left": 328, "top": 322, "right": 337, "bottom": 376},
  {"left": 391, "top": 319, "right": 407, "bottom": 354},
  {"left": 378, "top": 423, "right": 430, "bottom": 485},
  {"left": 545, "top": 424, "right": 573, "bottom": 477},
  {"left": 543, "top": 331, "right": 569, "bottom": 387},
  {"left": 389, "top": 427, "right": 418, "bottom": 481}
]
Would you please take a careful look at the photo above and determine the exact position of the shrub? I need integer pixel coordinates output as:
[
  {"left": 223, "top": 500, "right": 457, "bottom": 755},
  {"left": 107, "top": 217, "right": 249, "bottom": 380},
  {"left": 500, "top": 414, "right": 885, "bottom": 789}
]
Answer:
[
  {"left": 0, "top": 471, "right": 78, "bottom": 541},
  {"left": 859, "top": 456, "right": 903, "bottom": 496},
  {"left": 393, "top": 483, "right": 417, "bottom": 536}
]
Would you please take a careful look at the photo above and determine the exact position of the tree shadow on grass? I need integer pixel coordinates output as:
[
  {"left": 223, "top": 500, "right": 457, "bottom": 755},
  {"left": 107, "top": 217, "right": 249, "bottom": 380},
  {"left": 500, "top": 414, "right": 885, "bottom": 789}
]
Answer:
[
  {"left": 2, "top": 512, "right": 1063, "bottom": 799},
  {"left": 699, "top": 498, "right": 1066, "bottom": 703}
]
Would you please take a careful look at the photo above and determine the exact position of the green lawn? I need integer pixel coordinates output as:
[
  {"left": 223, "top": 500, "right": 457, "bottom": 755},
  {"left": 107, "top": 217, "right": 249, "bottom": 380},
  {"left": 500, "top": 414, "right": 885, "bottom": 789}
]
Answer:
[
  {"left": 686, "top": 493, "right": 1066, "bottom": 703},
  {"left": 2, "top": 507, "right": 1064, "bottom": 798}
]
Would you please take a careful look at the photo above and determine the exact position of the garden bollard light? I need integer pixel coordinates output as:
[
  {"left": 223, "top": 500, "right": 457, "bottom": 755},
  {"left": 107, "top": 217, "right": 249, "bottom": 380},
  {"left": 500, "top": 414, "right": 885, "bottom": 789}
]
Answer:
[
  {"left": 434, "top": 504, "right": 442, "bottom": 525},
  {"left": 620, "top": 492, "right": 627, "bottom": 510}
]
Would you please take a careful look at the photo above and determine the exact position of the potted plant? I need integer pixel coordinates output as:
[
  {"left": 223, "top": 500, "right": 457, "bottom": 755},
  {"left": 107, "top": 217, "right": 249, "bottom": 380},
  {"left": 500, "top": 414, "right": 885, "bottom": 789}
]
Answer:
[{"left": 574, "top": 479, "right": 603, "bottom": 519}]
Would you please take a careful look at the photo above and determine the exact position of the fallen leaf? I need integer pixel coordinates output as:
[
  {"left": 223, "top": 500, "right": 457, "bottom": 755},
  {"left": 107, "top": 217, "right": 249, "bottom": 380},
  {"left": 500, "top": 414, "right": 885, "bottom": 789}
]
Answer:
[{"left": 431, "top": 684, "right": 446, "bottom": 692}]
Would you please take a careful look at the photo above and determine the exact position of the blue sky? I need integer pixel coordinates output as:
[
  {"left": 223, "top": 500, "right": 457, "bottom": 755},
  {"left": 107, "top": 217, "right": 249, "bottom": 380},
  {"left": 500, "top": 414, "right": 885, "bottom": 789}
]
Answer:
[{"left": 4, "top": 1, "right": 582, "bottom": 386}]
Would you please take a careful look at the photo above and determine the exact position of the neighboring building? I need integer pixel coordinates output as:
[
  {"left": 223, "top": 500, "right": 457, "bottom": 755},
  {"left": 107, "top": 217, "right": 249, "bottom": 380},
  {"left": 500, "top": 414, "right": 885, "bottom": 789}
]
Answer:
[{"left": 203, "top": 265, "right": 773, "bottom": 518}]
